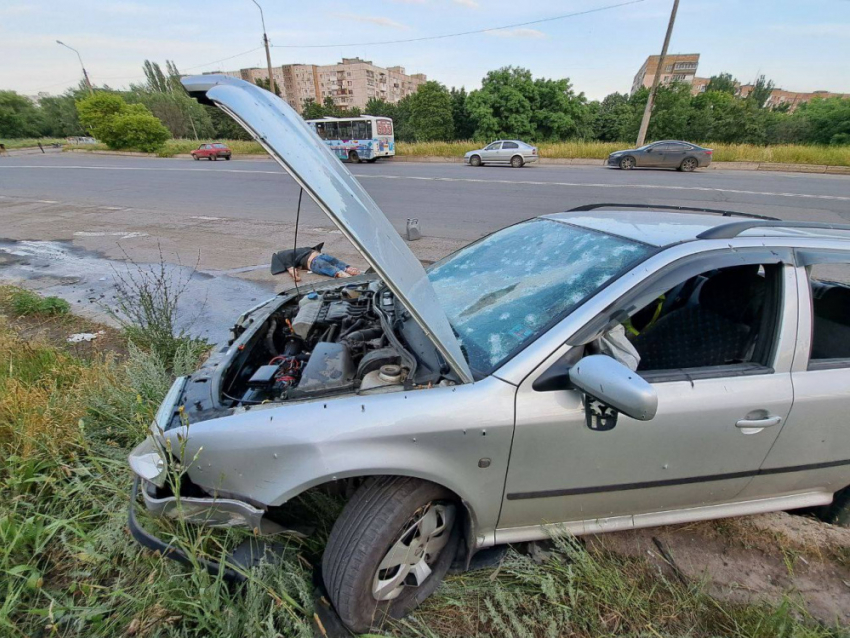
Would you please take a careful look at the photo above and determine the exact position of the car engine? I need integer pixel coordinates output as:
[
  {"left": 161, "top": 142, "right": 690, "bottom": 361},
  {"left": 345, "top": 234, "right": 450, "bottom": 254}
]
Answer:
[{"left": 222, "top": 282, "right": 410, "bottom": 406}]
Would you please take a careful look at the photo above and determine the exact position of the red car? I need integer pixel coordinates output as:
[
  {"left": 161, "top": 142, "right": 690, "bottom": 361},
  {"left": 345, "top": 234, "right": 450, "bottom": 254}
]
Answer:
[{"left": 191, "top": 143, "right": 232, "bottom": 161}]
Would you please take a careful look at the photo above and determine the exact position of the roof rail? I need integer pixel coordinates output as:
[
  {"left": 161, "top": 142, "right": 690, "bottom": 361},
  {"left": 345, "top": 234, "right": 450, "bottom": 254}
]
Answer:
[
  {"left": 568, "top": 203, "right": 777, "bottom": 221},
  {"left": 697, "top": 220, "right": 850, "bottom": 240}
]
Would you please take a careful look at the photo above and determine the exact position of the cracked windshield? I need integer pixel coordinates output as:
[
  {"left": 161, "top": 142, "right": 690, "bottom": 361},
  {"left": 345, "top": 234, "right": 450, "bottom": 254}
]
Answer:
[{"left": 428, "top": 219, "right": 651, "bottom": 371}]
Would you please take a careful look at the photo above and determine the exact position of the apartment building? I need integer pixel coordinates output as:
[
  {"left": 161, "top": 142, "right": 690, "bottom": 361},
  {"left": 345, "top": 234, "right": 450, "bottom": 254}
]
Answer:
[
  {"left": 208, "top": 58, "right": 426, "bottom": 114},
  {"left": 737, "top": 86, "right": 850, "bottom": 111},
  {"left": 631, "top": 54, "right": 700, "bottom": 94}
]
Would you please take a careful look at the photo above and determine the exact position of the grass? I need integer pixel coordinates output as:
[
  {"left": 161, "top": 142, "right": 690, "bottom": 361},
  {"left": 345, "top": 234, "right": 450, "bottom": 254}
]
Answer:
[
  {"left": 60, "top": 136, "right": 850, "bottom": 166},
  {"left": 1, "top": 286, "right": 846, "bottom": 637},
  {"left": 0, "top": 137, "right": 67, "bottom": 150},
  {"left": 397, "top": 139, "right": 850, "bottom": 166},
  {"left": 7, "top": 288, "right": 70, "bottom": 317}
]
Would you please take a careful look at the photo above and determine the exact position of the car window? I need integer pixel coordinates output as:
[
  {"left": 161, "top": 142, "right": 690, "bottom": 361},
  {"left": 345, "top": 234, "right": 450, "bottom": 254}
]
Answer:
[
  {"left": 503, "top": 142, "right": 519, "bottom": 149},
  {"left": 484, "top": 142, "right": 502, "bottom": 151},
  {"left": 427, "top": 219, "right": 652, "bottom": 373},
  {"left": 213, "top": 143, "right": 226, "bottom": 148},
  {"left": 611, "top": 262, "right": 783, "bottom": 380},
  {"left": 807, "top": 262, "right": 850, "bottom": 368},
  {"left": 653, "top": 144, "right": 672, "bottom": 151}
]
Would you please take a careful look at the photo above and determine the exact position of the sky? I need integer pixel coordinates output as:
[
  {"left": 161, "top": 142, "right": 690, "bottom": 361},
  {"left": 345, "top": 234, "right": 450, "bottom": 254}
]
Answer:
[{"left": 2, "top": 0, "right": 849, "bottom": 101}]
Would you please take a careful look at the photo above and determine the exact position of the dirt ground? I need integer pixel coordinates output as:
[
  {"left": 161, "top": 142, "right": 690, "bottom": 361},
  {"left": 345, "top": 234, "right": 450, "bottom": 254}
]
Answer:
[{"left": 589, "top": 512, "right": 850, "bottom": 625}]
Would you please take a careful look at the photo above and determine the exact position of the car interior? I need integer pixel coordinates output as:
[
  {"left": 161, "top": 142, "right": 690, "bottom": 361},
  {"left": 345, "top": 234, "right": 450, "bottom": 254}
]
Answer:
[
  {"left": 621, "top": 264, "right": 780, "bottom": 374},
  {"left": 809, "top": 265, "right": 850, "bottom": 362}
]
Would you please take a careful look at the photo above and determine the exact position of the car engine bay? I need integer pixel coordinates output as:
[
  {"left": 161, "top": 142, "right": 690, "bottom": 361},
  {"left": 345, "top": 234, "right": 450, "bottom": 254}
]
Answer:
[{"left": 221, "top": 281, "right": 421, "bottom": 406}]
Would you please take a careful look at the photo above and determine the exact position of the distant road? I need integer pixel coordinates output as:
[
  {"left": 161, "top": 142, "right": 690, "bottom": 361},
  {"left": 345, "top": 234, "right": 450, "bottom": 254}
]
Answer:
[{"left": 2, "top": 153, "right": 849, "bottom": 241}]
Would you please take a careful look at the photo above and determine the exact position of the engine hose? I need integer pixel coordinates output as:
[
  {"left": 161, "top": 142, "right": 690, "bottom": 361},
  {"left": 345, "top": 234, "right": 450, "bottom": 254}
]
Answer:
[
  {"left": 265, "top": 319, "right": 278, "bottom": 356},
  {"left": 373, "top": 292, "right": 417, "bottom": 381}
]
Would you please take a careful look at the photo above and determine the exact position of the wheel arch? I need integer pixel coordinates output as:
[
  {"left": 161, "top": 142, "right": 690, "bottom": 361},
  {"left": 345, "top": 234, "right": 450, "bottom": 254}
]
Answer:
[{"left": 272, "top": 470, "right": 483, "bottom": 567}]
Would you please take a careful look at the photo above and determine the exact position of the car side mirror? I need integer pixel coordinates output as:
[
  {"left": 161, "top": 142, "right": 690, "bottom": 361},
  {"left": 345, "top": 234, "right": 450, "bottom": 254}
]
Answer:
[
  {"left": 645, "top": 147, "right": 653, "bottom": 153},
  {"left": 569, "top": 355, "right": 658, "bottom": 430}
]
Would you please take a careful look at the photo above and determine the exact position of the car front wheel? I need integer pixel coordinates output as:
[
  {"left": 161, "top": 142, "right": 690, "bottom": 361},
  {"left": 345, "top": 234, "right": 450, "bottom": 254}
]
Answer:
[
  {"left": 322, "top": 477, "right": 460, "bottom": 633},
  {"left": 619, "top": 156, "right": 636, "bottom": 170},
  {"left": 192, "top": 154, "right": 199, "bottom": 160}
]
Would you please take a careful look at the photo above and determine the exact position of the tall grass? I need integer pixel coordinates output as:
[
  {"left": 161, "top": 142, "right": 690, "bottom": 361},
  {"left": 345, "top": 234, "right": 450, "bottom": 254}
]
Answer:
[{"left": 397, "top": 139, "right": 850, "bottom": 166}]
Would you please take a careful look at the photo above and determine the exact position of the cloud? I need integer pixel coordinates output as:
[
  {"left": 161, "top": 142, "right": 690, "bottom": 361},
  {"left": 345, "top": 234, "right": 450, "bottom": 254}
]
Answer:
[
  {"left": 487, "top": 28, "right": 547, "bottom": 39},
  {"left": 453, "top": 0, "right": 479, "bottom": 7},
  {"left": 332, "top": 13, "right": 410, "bottom": 29}
]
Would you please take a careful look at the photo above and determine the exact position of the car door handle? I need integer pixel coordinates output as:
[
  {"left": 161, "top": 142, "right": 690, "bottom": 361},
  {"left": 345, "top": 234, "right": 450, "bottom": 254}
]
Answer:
[{"left": 735, "top": 416, "right": 782, "bottom": 429}]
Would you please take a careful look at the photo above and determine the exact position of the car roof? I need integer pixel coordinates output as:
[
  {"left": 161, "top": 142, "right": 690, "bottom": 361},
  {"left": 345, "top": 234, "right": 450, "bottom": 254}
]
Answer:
[{"left": 543, "top": 210, "right": 850, "bottom": 247}]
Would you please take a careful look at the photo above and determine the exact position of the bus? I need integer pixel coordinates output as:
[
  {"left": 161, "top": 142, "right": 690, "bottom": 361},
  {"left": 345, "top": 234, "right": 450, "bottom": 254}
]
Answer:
[{"left": 306, "top": 115, "right": 394, "bottom": 163}]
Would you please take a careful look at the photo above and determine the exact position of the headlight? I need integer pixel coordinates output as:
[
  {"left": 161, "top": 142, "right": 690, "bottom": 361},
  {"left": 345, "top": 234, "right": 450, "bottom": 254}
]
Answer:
[{"left": 128, "top": 436, "right": 167, "bottom": 487}]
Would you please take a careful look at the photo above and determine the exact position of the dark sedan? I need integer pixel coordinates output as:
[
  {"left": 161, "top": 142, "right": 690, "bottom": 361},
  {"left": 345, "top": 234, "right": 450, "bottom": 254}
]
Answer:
[{"left": 607, "top": 141, "right": 712, "bottom": 172}]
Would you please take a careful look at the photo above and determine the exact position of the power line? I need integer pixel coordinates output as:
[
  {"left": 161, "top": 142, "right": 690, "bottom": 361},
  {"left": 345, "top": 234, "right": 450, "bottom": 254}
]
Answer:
[{"left": 270, "top": 0, "right": 645, "bottom": 49}]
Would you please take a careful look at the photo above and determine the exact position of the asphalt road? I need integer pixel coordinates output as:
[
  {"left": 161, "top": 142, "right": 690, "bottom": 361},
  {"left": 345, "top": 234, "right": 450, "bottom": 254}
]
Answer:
[{"left": 1, "top": 153, "right": 850, "bottom": 242}]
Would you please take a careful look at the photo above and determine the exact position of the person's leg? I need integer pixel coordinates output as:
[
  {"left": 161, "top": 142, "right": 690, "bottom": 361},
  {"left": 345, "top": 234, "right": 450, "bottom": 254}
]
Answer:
[
  {"left": 322, "top": 254, "right": 361, "bottom": 276},
  {"left": 309, "top": 254, "right": 345, "bottom": 278}
]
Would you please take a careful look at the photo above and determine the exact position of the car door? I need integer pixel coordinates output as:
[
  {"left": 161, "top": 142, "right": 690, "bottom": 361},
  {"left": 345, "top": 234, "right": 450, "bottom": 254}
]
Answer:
[
  {"left": 501, "top": 141, "right": 520, "bottom": 162},
  {"left": 664, "top": 142, "right": 689, "bottom": 168},
  {"left": 481, "top": 142, "right": 502, "bottom": 162},
  {"left": 740, "top": 250, "right": 850, "bottom": 501},
  {"left": 647, "top": 143, "right": 672, "bottom": 167},
  {"left": 636, "top": 143, "right": 661, "bottom": 167},
  {"left": 497, "top": 250, "right": 798, "bottom": 538}
]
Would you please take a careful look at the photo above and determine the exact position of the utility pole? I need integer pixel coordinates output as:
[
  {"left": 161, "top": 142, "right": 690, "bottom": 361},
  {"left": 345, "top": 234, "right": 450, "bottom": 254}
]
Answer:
[
  {"left": 635, "top": 0, "right": 679, "bottom": 147},
  {"left": 250, "top": 0, "right": 276, "bottom": 96},
  {"left": 57, "top": 40, "right": 94, "bottom": 95}
]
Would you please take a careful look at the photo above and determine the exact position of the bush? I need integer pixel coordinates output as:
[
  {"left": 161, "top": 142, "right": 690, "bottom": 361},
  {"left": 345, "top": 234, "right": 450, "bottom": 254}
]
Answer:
[
  {"left": 109, "top": 112, "right": 171, "bottom": 152},
  {"left": 8, "top": 289, "right": 70, "bottom": 317},
  {"left": 75, "top": 92, "right": 170, "bottom": 152}
]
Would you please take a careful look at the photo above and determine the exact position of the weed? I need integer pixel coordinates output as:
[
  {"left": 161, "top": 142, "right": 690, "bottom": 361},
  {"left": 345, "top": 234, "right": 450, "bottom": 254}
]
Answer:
[
  {"left": 105, "top": 246, "right": 207, "bottom": 368},
  {"left": 7, "top": 287, "right": 70, "bottom": 317}
]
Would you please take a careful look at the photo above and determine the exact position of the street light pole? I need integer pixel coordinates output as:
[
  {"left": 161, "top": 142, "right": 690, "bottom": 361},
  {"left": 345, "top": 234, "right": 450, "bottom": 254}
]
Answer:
[
  {"left": 56, "top": 40, "right": 94, "bottom": 95},
  {"left": 635, "top": 0, "right": 679, "bottom": 147},
  {"left": 250, "top": 0, "right": 276, "bottom": 96}
]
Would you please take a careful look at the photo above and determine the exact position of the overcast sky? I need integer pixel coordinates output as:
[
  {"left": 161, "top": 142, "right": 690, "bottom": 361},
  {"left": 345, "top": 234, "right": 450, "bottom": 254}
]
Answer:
[{"left": 2, "top": 0, "right": 848, "bottom": 101}]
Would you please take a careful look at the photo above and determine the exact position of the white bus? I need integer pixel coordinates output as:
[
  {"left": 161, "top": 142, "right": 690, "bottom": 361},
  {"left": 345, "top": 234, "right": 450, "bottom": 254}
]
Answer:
[{"left": 306, "top": 115, "right": 394, "bottom": 163}]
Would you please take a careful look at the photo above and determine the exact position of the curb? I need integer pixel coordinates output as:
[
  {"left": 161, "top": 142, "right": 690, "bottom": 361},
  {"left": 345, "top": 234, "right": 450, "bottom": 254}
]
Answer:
[{"left": 58, "top": 148, "right": 850, "bottom": 176}]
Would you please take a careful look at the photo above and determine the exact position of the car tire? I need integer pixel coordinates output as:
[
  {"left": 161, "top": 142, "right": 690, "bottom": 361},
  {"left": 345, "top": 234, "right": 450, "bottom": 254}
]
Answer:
[
  {"left": 619, "top": 156, "right": 636, "bottom": 170},
  {"left": 349, "top": 150, "right": 360, "bottom": 163},
  {"left": 192, "top": 155, "right": 199, "bottom": 160},
  {"left": 510, "top": 155, "right": 524, "bottom": 168},
  {"left": 469, "top": 155, "right": 482, "bottom": 167},
  {"left": 367, "top": 158, "right": 378, "bottom": 163},
  {"left": 820, "top": 484, "right": 850, "bottom": 527},
  {"left": 680, "top": 157, "right": 698, "bottom": 172},
  {"left": 225, "top": 155, "right": 231, "bottom": 161},
  {"left": 322, "top": 476, "right": 460, "bottom": 633}
]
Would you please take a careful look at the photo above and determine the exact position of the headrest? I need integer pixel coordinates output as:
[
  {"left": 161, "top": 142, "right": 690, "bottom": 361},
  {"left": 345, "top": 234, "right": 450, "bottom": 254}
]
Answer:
[{"left": 699, "top": 265, "right": 763, "bottom": 323}]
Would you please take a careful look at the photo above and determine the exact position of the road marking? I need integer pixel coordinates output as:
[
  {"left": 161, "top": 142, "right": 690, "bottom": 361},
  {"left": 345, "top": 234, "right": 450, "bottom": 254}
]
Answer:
[
  {"left": 74, "top": 231, "right": 148, "bottom": 238},
  {"left": 191, "top": 215, "right": 227, "bottom": 221},
  {"left": 2, "top": 164, "right": 849, "bottom": 202},
  {"left": 37, "top": 199, "right": 59, "bottom": 203}
]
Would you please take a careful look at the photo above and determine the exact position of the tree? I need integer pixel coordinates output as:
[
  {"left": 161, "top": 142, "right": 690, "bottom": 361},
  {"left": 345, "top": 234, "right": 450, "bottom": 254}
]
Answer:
[
  {"left": 206, "top": 105, "right": 252, "bottom": 140},
  {"left": 449, "top": 87, "right": 474, "bottom": 140},
  {"left": 38, "top": 92, "right": 85, "bottom": 136},
  {"left": 364, "top": 97, "right": 395, "bottom": 119},
  {"left": 794, "top": 97, "right": 850, "bottom": 145},
  {"left": 706, "top": 73, "right": 737, "bottom": 95},
  {"left": 646, "top": 82, "right": 695, "bottom": 141},
  {"left": 467, "top": 67, "right": 536, "bottom": 141},
  {"left": 408, "top": 81, "right": 453, "bottom": 141},
  {"left": 0, "top": 91, "right": 45, "bottom": 137},
  {"left": 143, "top": 60, "right": 171, "bottom": 93},
  {"left": 746, "top": 75, "right": 775, "bottom": 109},
  {"left": 254, "top": 77, "right": 282, "bottom": 97},
  {"left": 109, "top": 113, "right": 171, "bottom": 151},
  {"left": 531, "top": 77, "right": 591, "bottom": 140},
  {"left": 301, "top": 98, "right": 326, "bottom": 120},
  {"left": 593, "top": 92, "right": 636, "bottom": 142}
]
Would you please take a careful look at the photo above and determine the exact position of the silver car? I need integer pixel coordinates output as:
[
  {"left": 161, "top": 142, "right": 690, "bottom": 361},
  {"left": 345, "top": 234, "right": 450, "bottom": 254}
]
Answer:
[
  {"left": 129, "top": 76, "right": 850, "bottom": 633},
  {"left": 607, "top": 140, "right": 713, "bottom": 171},
  {"left": 464, "top": 140, "right": 538, "bottom": 168}
]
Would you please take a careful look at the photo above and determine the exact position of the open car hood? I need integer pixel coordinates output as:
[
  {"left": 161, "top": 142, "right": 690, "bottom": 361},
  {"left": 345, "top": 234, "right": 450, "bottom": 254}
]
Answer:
[{"left": 182, "top": 75, "right": 472, "bottom": 383}]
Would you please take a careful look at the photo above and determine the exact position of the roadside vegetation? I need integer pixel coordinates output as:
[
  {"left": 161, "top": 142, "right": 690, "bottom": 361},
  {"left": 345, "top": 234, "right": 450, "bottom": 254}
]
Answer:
[
  {"left": 3, "top": 60, "right": 850, "bottom": 163},
  {"left": 1, "top": 282, "right": 848, "bottom": 637}
]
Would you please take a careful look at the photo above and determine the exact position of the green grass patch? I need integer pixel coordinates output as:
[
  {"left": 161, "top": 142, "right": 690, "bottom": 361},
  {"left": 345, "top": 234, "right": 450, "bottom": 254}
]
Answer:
[
  {"left": 7, "top": 288, "right": 70, "bottom": 317},
  {"left": 0, "top": 137, "right": 67, "bottom": 150},
  {"left": 60, "top": 136, "right": 850, "bottom": 166},
  {"left": 397, "top": 139, "right": 850, "bottom": 166}
]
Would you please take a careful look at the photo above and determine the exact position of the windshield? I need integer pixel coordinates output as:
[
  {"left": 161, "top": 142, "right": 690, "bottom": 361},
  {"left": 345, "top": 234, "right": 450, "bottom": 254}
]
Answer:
[{"left": 427, "top": 219, "right": 651, "bottom": 373}]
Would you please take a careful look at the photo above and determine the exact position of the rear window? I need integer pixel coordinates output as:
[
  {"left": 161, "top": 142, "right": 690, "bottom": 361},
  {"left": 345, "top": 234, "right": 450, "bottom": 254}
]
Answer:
[
  {"left": 503, "top": 142, "right": 519, "bottom": 149},
  {"left": 213, "top": 143, "right": 226, "bottom": 148}
]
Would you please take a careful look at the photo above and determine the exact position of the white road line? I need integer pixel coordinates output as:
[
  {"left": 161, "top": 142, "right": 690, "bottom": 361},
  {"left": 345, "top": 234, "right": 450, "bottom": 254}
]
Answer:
[
  {"left": 37, "top": 199, "right": 59, "bottom": 203},
  {"left": 2, "top": 164, "right": 849, "bottom": 202}
]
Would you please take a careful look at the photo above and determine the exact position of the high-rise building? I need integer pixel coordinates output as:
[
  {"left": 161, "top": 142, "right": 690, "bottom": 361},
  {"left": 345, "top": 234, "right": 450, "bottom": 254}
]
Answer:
[
  {"left": 631, "top": 54, "right": 700, "bottom": 94},
  {"left": 207, "top": 58, "right": 426, "bottom": 114}
]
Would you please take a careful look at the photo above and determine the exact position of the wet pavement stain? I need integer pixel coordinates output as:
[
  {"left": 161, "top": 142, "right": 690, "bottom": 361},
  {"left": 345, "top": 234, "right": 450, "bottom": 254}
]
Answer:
[{"left": 0, "top": 239, "right": 276, "bottom": 345}]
